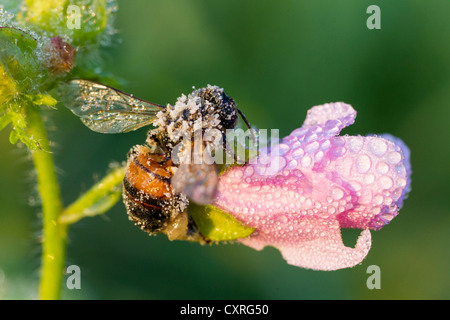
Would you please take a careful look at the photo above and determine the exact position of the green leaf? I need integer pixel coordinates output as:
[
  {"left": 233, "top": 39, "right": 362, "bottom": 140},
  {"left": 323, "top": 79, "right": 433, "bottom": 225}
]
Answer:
[
  {"left": 188, "top": 203, "right": 255, "bottom": 242},
  {"left": 9, "top": 126, "right": 40, "bottom": 150},
  {"left": 0, "top": 27, "right": 45, "bottom": 92},
  {"left": 0, "top": 63, "right": 17, "bottom": 105},
  {"left": 3, "top": 106, "right": 41, "bottom": 150},
  {"left": 0, "top": 112, "right": 13, "bottom": 131},
  {"left": 19, "top": 0, "right": 112, "bottom": 46}
]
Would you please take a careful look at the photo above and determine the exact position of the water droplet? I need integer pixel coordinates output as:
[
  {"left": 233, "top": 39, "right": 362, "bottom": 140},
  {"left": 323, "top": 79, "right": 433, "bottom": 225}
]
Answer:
[
  {"left": 332, "top": 146, "right": 346, "bottom": 157},
  {"left": 355, "top": 155, "right": 371, "bottom": 173},
  {"left": 287, "top": 159, "right": 298, "bottom": 169},
  {"left": 305, "top": 141, "right": 320, "bottom": 154},
  {"left": 348, "top": 181, "right": 362, "bottom": 191},
  {"left": 394, "top": 164, "right": 406, "bottom": 176},
  {"left": 244, "top": 166, "right": 254, "bottom": 177},
  {"left": 321, "top": 140, "right": 331, "bottom": 151},
  {"left": 315, "top": 151, "right": 324, "bottom": 162},
  {"left": 373, "top": 194, "right": 384, "bottom": 206},
  {"left": 305, "top": 132, "right": 318, "bottom": 143},
  {"left": 292, "top": 148, "right": 305, "bottom": 159},
  {"left": 301, "top": 156, "right": 312, "bottom": 167},
  {"left": 274, "top": 143, "right": 290, "bottom": 156},
  {"left": 369, "top": 139, "right": 387, "bottom": 156},
  {"left": 270, "top": 156, "right": 287, "bottom": 173},
  {"left": 376, "top": 162, "right": 389, "bottom": 174},
  {"left": 378, "top": 176, "right": 393, "bottom": 189},
  {"left": 347, "top": 137, "right": 363, "bottom": 153},
  {"left": 292, "top": 141, "right": 301, "bottom": 149},
  {"left": 331, "top": 187, "right": 344, "bottom": 200},
  {"left": 364, "top": 173, "right": 375, "bottom": 184},
  {"left": 234, "top": 170, "right": 243, "bottom": 179},
  {"left": 381, "top": 213, "right": 394, "bottom": 222},
  {"left": 289, "top": 171, "right": 301, "bottom": 180},
  {"left": 387, "top": 151, "right": 401, "bottom": 164},
  {"left": 291, "top": 127, "right": 308, "bottom": 137},
  {"left": 397, "top": 178, "right": 407, "bottom": 187}
]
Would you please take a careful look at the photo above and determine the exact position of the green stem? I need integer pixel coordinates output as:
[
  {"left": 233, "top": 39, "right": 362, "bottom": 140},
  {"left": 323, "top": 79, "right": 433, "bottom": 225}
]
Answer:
[
  {"left": 25, "top": 105, "right": 66, "bottom": 300},
  {"left": 59, "top": 166, "right": 125, "bottom": 225}
]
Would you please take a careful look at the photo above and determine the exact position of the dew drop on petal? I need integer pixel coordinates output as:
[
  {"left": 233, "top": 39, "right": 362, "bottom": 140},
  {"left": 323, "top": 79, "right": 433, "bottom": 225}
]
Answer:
[
  {"left": 397, "top": 178, "right": 407, "bottom": 187},
  {"left": 378, "top": 176, "right": 393, "bottom": 189},
  {"left": 348, "top": 181, "right": 362, "bottom": 191},
  {"left": 270, "top": 156, "right": 287, "bottom": 173},
  {"left": 292, "top": 148, "right": 305, "bottom": 159},
  {"left": 347, "top": 137, "right": 363, "bottom": 153},
  {"left": 291, "top": 127, "right": 308, "bottom": 137},
  {"left": 373, "top": 194, "right": 384, "bottom": 206},
  {"left": 387, "top": 151, "right": 402, "bottom": 164},
  {"left": 394, "top": 164, "right": 406, "bottom": 176},
  {"left": 381, "top": 213, "right": 394, "bottom": 222},
  {"left": 332, "top": 146, "right": 346, "bottom": 157},
  {"left": 333, "top": 136, "right": 346, "bottom": 146},
  {"left": 321, "top": 140, "right": 331, "bottom": 151},
  {"left": 305, "top": 141, "right": 320, "bottom": 154},
  {"left": 355, "top": 155, "right": 371, "bottom": 173},
  {"left": 275, "top": 143, "right": 290, "bottom": 156},
  {"left": 234, "top": 170, "right": 243, "bottom": 179},
  {"left": 315, "top": 151, "right": 324, "bottom": 162},
  {"left": 293, "top": 169, "right": 304, "bottom": 178},
  {"left": 301, "top": 156, "right": 312, "bottom": 168},
  {"left": 376, "top": 162, "right": 389, "bottom": 174},
  {"left": 287, "top": 159, "right": 298, "bottom": 169},
  {"left": 369, "top": 139, "right": 387, "bottom": 156},
  {"left": 291, "top": 141, "right": 301, "bottom": 149},
  {"left": 277, "top": 215, "right": 288, "bottom": 223},
  {"left": 305, "top": 132, "right": 318, "bottom": 143},
  {"left": 364, "top": 173, "right": 375, "bottom": 184},
  {"left": 331, "top": 187, "right": 344, "bottom": 200},
  {"left": 244, "top": 166, "right": 254, "bottom": 177}
]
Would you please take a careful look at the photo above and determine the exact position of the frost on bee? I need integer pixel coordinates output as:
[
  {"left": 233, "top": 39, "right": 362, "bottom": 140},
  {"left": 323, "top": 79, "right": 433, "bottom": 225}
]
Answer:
[
  {"left": 153, "top": 85, "right": 237, "bottom": 151},
  {"left": 214, "top": 102, "right": 412, "bottom": 271}
]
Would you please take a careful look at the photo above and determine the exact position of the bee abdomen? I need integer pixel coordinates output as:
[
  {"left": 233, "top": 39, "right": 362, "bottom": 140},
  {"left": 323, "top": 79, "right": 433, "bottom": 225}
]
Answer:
[{"left": 123, "top": 145, "right": 175, "bottom": 234}]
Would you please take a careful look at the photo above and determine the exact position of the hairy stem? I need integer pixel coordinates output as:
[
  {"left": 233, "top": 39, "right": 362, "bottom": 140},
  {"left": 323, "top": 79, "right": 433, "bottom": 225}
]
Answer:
[
  {"left": 25, "top": 105, "right": 66, "bottom": 300},
  {"left": 59, "top": 166, "right": 125, "bottom": 225}
]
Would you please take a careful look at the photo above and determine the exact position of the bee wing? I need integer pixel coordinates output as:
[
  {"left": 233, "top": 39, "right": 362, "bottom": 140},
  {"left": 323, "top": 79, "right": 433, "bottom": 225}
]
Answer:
[
  {"left": 59, "top": 79, "right": 165, "bottom": 133},
  {"left": 172, "top": 162, "right": 219, "bottom": 205}
]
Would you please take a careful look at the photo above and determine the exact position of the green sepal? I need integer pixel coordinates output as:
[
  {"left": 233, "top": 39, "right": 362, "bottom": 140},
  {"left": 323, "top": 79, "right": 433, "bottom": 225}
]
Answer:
[
  {"left": 26, "top": 93, "right": 58, "bottom": 106},
  {"left": 19, "top": 0, "right": 110, "bottom": 46},
  {"left": 0, "top": 27, "right": 45, "bottom": 92},
  {"left": 0, "top": 105, "right": 41, "bottom": 150},
  {"left": 188, "top": 203, "right": 255, "bottom": 242}
]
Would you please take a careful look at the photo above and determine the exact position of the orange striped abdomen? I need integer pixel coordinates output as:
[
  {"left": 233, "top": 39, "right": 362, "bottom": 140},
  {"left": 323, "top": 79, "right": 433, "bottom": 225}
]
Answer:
[{"left": 123, "top": 145, "right": 175, "bottom": 234}]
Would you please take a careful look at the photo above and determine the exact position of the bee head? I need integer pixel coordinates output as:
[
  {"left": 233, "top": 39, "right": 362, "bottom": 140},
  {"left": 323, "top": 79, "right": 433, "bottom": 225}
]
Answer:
[{"left": 196, "top": 85, "right": 238, "bottom": 131}]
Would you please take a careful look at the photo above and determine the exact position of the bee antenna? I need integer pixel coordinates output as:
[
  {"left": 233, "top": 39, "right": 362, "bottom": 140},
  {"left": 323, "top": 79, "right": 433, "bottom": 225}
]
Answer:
[{"left": 237, "top": 108, "right": 256, "bottom": 142}]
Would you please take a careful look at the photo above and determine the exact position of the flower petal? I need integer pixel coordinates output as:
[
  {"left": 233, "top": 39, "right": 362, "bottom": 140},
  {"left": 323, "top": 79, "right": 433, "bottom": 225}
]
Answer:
[
  {"left": 240, "top": 220, "right": 372, "bottom": 271},
  {"left": 214, "top": 102, "right": 411, "bottom": 270},
  {"left": 303, "top": 102, "right": 356, "bottom": 130}
]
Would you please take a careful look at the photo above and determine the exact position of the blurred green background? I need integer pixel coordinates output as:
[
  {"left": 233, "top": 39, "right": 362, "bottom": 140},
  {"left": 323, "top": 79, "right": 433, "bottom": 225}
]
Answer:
[{"left": 1, "top": 0, "right": 449, "bottom": 299}]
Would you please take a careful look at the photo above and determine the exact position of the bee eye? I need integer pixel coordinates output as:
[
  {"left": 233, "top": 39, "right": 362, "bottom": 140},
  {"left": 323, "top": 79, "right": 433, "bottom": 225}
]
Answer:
[
  {"left": 219, "top": 105, "right": 238, "bottom": 129},
  {"left": 218, "top": 94, "right": 238, "bottom": 129}
]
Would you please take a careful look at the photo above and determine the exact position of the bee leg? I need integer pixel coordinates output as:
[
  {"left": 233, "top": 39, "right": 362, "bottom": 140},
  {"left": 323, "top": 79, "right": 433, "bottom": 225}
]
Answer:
[
  {"left": 163, "top": 211, "right": 208, "bottom": 244},
  {"left": 222, "top": 132, "right": 244, "bottom": 165}
]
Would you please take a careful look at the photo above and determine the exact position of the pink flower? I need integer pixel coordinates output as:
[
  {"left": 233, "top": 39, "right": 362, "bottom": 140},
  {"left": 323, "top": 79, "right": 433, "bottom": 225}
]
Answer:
[{"left": 213, "top": 103, "right": 411, "bottom": 270}]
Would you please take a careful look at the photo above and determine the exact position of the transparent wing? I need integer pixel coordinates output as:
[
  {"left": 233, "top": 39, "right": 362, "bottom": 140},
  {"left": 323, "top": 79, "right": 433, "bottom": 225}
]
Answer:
[
  {"left": 171, "top": 138, "right": 219, "bottom": 205},
  {"left": 59, "top": 79, "right": 165, "bottom": 133}
]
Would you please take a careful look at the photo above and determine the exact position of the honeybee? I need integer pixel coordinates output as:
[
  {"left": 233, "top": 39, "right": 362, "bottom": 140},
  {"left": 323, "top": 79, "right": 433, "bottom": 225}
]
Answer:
[{"left": 60, "top": 80, "right": 253, "bottom": 241}]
